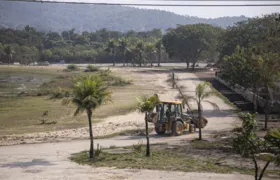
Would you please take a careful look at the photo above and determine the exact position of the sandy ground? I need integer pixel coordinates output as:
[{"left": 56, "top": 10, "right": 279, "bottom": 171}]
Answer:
[{"left": 0, "top": 67, "right": 254, "bottom": 180}]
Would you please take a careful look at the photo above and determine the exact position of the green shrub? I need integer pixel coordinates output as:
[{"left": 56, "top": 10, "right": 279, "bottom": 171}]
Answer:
[
  {"left": 49, "top": 88, "right": 70, "bottom": 99},
  {"left": 133, "top": 141, "right": 143, "bottom": 152},
  {"left": 86, "top": 65, "right": 99, "bottom": 72},
  {"left": 110, "top": 78, "right": 132, "bottom": 86},
  {"left": 98, "top": 68, "right": 112, "bottom": 77},
  {"left": 65, "top": 64, "right": 79, "bottom": 71}
]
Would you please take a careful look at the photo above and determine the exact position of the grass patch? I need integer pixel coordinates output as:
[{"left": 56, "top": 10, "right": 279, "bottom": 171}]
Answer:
[
  {"left": 190, "top": 139, "right": 229, "bottom": 150},
  {"left": 0, "top": 96, "right": 92, "bottom": 135},
  {"left": 95, "top": 128, "right": 153, "bottom": 139},
  {"left": 70, "top": 146, "right": 253, "bottom": 174},
  {"left": 71, "top": 142, "right": 280, "bottom": 178},
  {"left": 0, "top": 66, "right": 158, "bottom": 135},
  {"left": 0, "top": 93, "right": 138, "bottom": 135}
]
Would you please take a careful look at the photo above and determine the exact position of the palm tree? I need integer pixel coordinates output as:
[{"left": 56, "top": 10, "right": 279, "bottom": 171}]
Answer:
[
  {"left": 137, "top": 94, "right": 160, "bottom": 157},
  {"left": 62, "top": 75, "right": 111, "bottom": 159},
  {"left": 118, "top": 37, "right": 129, "bottom": 66},
  {"left": 183, "top": 82, "right": 218, "bottom": 140},
  {"left": 145, "top": 43, "right": 156, "bottom": 67},
  {"left": 106, "top": 39, "right": 117, "bottom": 66},
  {"left": 4, "top": 45, "right": 13, "bottom": 65},
  {"left": 135, "top": 40, "right": 145, "bottom": 67},
  {"left": 155, "top": 39, "right": 162, "bottom": 67}
]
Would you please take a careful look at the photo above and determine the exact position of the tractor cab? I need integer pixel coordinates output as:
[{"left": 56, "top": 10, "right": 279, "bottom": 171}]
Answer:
[{"left": 149, "top": 100, "right": 195, "bottom": 136}]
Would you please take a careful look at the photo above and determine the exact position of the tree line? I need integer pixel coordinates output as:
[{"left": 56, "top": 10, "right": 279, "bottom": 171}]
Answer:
[
  {"left": 0, "top": 13, "right": 279, "bottom": 72},
  {"left": 0, "top": 23, "right": 222, "bottom": 67},
  {"left": 0, "top": 26, "right": 167, "bottom": 65}
]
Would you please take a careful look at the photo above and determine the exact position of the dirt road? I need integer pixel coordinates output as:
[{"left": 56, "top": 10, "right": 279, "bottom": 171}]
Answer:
[{"left": 0, "top": 134, "right": 261, "bottom": 180}]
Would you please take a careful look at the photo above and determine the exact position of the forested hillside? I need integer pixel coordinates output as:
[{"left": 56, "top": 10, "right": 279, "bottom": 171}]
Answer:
[{"left": 0, "top": 1, "right": 247, "bottom": 32}]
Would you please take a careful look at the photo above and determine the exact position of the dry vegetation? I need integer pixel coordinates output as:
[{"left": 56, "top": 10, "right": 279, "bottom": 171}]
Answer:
[{"left": 0, "top": 65, "right": 154, "bottom": 135}]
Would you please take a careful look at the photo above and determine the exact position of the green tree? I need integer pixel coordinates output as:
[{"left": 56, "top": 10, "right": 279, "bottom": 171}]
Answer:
[
  {"left": 155, "top": 39, "right": 162, "bottom": 66},
  {"left": 137, "top": 94, "right": 160, "bottom": 157},
  {"left": 145, "top": 42, "right": 156, "bottom": 67},
  {"left": 220, "top": 46, "right": 261, "bottom": 112},
  {"left": 265, "top": 128, "right": 280, "bottom": 166},
  {"left": 135, "top": 40, "right": 145, "bottom": 67},
  {"left": 233, "top": 113, "right": 277, "bottom": 180},
  {"left": 62, "top": 75, "right": 111, "bottom": 159},
  {"left": 4, "top": 45, "right": 13, "bottom": 64},
  {"left": 163, "top": 24, "right": 222, "bottom": 70},
  {"left": 105, "top": 39, "right": 117, "bottom": 66},
  {"left": 219, "top": 13, "right": 280, "bottom": 60},
  {"left": 117, "top": 37, "right": 129, "bottom": 66},
  {"left": 256, "top": 53, "right": 280, "bottom": 129},
  {"left": 220, "top": 46, "right": 280, "bottom": 127},
  {"left": 42, "top": 49, "right": 53, "bottom": 61}
]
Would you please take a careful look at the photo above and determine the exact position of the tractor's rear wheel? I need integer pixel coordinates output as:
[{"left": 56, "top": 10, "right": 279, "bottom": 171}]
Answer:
[
  {"left": 155, "top": 126, "right": 166, "bottom": 135},
  {"left": 172, "top": 121, "right": 184, "bottom": 136}
]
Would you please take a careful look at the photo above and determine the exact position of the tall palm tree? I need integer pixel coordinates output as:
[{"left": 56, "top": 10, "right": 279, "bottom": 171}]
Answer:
[
  {"left": 155, "top": 39, "right": 162, "bottom": 67},
  {"left": 106, "top": 39, "right": 117, "bottom": 66},
  {"left": 62, "top": 75, "right": 111, "bottom": 159},
  {"left": 118, "top": 37, "right": 129, "bottom": 66},
  {"left": 4, "top": 45, "right": 13, "bottom": 65},
  {"left": 135, "top": 40, "right": 145, "bottom": 67},
  {"left": 145, "top": 43, "right": 156, "bottom": 67},
  {"left": 183, "top": 82, "right": 218, "bottom": 140},
  {"left": 137, "top": 94, "right": 160, "bottom": 157}
]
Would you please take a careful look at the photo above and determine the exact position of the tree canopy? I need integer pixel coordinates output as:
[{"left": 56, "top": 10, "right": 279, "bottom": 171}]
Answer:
[{"left": 162, "top": 24, "right": 223, "bottom": 69}]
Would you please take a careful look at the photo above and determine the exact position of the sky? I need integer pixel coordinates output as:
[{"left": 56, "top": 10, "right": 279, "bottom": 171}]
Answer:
[{"left": 42, "top": 0, "right": 280, "bottom": 18}]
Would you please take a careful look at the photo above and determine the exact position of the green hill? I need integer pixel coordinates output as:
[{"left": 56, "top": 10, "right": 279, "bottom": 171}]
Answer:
[{"left": 0, "top": 1, "right": 248, "bottom": 32}]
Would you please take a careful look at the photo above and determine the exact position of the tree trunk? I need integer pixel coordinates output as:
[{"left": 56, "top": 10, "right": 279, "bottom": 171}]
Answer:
[
  {"left": 123, "top": 51, "right": 125, "bottom": 66},
  {"left": 258, "top": 161, "right": 270, "bottom": 180},
  {"left": 252, "top": 155, "right": 258, "bottom": 180},
  {"left": 186, "top": 61, "right": 189, "bottom": 69},
  {"left": 87, "top": 110, "right": 94, "bottom": 160},
  {"left": 252, "top": 91, "right": 258, "bottom": 113},
  {"left": 192, "top": 62, "right": 195, "bottom": 71},
  {"left": 198, "top": 100, "right": 202, "bottom": 140},
  {"left": 157, "top": 49, "right": 161, "bottom": 66},
  {"left": 150, "top": 53, "right": 153, "bottom": 67},
  {"left": 139, "top": 54, "right": 142, "bottom": 67},
  {"left": 264, "top": 85, "right": 271, "bottom": 130},
  {"left": 145, "top": 112, "right": 150, "bottom": 157},
  {"left": 113, "top": 50, "right": 115, "bottom": 66}
]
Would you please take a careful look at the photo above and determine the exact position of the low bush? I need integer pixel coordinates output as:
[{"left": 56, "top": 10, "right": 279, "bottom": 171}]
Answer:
[
  {"left": 65, "top": 64, "right": 79, "bottom": 71},
  {"left": 133, "top": 140, "right": 143, "bottom": 152},
  {"left": 49, "top": 88, "right": 70, "bottom": 99},
  {"left": 85, "top": 65, "right": 99, "bottom": 72}
]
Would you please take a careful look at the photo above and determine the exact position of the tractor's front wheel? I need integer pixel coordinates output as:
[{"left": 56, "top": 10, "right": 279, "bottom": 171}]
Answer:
[
  {"left": 155, "top": 126, "right": 166, "bottom": 135},
  {"left": 172, "top": 121, "right": 184, "bottom": 136}
]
